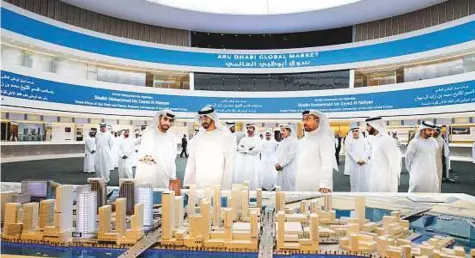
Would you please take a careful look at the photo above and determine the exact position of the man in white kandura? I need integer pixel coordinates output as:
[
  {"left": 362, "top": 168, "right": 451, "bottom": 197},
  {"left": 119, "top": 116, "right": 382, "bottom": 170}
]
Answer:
[
  {"left": 118, "top": 129, "right": 136, "bottom": 179},
  {"left": 343, "top": 132, "right": 352, "bottom": 177},
  {"left": 227, "top": 122, "right": 246, "bottom": 146},
  {"left": 295, "top": 110, "right": 338, "bottom": 193},
  {"left": 135, "top": 110, "right": 177, "bottom": 188},
  {"left": 260, "top": 130, "right": 278, "bottom": 191},
  {"left": 405, "top": 121, "right": 439, "bottom": 193},
  {"left": 345, "top": 127, "right": 371, "bottom": 192},
  {"left": 275, "top": 124, "right": 298, "bottom": 191},
  {"left": 184, "top": 106, "right": 235, "bottom": 189},
  {"left": 132, "top": 130, "right": 142, "bottom": 167},
  {"left": 235, "top": 123, "right": 263, "bottom": 189},
  {"left": 432, "top": 127, "right": 450, "bottom": 191},
  {"left": 365, "top": 117, "right": 402, "bottom": 192},
  {"left": 110, "top": 131, "right": 120, "bottom": 169},
  {"left": 106, "top": 126, "right": 115, "bottom": 171},
  {"left": 95, "top": 123, "right": 113, "bottom": 183},
  {"left": 227, "top": 122, "right": 245, "bottom": 184},
  {"left": 84, "top": 128, "right": 97, "bottom": 174}
]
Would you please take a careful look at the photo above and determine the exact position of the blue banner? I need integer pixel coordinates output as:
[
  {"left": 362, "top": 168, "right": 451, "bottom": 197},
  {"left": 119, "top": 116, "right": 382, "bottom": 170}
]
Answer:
[
  {"left": 2, "top": 71, "right": 475, "bottom": 114},
  {"left": 2, "top": 7, "right": 475, "bottom": 69}
]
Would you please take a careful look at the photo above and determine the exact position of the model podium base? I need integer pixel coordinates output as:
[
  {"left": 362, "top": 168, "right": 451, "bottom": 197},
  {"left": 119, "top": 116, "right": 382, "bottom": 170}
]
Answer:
[{"left": 1, "top": 181, "right": 475, "bottom": 258}]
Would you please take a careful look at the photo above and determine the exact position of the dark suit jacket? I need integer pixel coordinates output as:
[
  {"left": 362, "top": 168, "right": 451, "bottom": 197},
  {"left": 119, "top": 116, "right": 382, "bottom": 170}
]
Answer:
[{"left": 335, "top": 136, "right": 342, "bottom": 151}]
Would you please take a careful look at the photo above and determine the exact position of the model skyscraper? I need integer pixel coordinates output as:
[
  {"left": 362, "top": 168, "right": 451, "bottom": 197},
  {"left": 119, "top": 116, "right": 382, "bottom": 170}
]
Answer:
[
  {"left": 76, "top": 191, "right": 97, "bottom": 238},
  {"left": 88, "top": 178, "right": 107, "bottom": 212}
]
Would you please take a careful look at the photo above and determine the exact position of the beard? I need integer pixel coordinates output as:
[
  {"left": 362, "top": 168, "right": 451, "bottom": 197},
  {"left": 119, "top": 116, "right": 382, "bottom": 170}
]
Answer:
[
  {"left": 422, "top": 132, "right": 432, "bottom": 139},
  {"left": 367, "top": 127, "right": 376, "bottom": 135},
  {"left": 159, "top": 124, "right": 170, "bottom": 132},
  {"left": 202, "top": 122, "right": 210, "bottom": 129}
]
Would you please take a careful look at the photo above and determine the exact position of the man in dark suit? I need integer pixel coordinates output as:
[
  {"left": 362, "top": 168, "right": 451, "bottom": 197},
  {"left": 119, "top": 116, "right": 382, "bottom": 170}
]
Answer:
[
  {"left": 180, "top": 134, "right": 188, "bottom": 158},
  {"left": 334, "top": 133, "right": 342, "bottom": 165}
]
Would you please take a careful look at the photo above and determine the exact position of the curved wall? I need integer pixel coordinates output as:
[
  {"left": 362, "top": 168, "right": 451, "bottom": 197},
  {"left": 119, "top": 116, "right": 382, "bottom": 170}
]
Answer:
[
  {"left": 2, "top": 66, "right": 474, "bottom": 120},
  {"left": 3, "top": 0, "right": 189, "bottom": 46},
  {"left": 2, "top": 4, "right": 475, "bottom": 73},
  {"left": 190, "top": 27, "right": 352, "bottom": 49},
  {"left": 355, "top": 0, "right": 475, "bottom": 41}
]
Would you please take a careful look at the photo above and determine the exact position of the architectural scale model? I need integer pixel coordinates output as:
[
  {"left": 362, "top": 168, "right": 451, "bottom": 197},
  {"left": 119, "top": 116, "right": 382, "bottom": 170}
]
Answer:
[
  {"left": 159, "top": 182, "right": 261, "bottom": 251},
  {"left": 1, "top": 180, "right": 475, "bottom": 258}
]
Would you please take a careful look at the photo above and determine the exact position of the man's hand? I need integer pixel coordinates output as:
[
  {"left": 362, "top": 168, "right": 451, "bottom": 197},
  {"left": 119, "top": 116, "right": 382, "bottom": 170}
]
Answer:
[
  {"left": 139, "top": 155, "right": 156, "bottom": 164},
  {"left": 357, "top": 160, "right": 365, "bottom": 165},
  {"left": 275, "top": 164, "right": 282, "bottom": 171},
  {"left": 319, "top": 188, "right": 331, "bottom": 193}
]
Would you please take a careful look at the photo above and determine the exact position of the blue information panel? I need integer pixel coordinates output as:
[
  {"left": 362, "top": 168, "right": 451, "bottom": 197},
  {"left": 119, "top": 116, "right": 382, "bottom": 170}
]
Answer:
[
  {"left": 2, "top": 7, "right": 475, "bottom": 69},
  {"left": 2, "top": 71, "right": 475, "bottom": 114}
]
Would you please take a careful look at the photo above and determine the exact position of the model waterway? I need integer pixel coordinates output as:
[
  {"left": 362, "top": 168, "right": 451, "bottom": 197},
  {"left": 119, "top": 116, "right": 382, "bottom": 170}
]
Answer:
[{"left": 2, "top": 208, "right": 473, "bottom": 257}]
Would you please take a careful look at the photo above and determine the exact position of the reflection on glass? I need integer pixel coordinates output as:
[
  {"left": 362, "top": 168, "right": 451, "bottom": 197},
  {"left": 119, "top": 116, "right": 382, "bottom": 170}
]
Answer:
[
  {"left": 152, "top": 74, "right": 189, "bottom": 89},
  {"left": 97, "top": 67, "right": 146, "bottom": 86},
  {"left": 18, "top": 123, "right": 45, "bottom": 142},
  {"left": 194, "top": 71, "right": 350, "bottom": 91},
  {"left": 463, "top": 54, "right": 475, "bottom": 73},
  {"left": 355, "top": 70, "right": 397, "bottom": 87},
  {"left": 356, "top": 54, "right": 474, "bottom": 87}
]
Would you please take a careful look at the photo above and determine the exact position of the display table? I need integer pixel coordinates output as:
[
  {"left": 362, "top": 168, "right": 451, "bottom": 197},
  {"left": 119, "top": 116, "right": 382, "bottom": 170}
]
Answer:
[
  {"left": 1, "top": 181, "right": 475, "bottom": 257},
  {"left": 1, "top": 141, "right": 84, "bottom": 163},
  {"left": 0, "top": 141, "right": 183, "bottom": 163}
]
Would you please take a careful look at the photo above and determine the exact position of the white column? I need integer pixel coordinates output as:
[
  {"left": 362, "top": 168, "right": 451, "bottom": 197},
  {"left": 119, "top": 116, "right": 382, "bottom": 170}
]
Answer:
[
  {"left": 349, "top": 69, "right": 355, "bottom": 88},
  {"left": 87, "top": 64, "right": 98, "bottom": 81},
  {"left": 189, "top": 72, "right": 195, "bottom": 90}
]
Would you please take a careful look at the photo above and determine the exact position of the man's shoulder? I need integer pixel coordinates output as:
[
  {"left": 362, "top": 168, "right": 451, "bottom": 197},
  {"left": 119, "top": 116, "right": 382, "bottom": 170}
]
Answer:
[
  {"left": 141, "top": 128, "right": 154, "bottom": 137},
  {"left": 372, "top": 134, "right": 391, "bottom": 146}
]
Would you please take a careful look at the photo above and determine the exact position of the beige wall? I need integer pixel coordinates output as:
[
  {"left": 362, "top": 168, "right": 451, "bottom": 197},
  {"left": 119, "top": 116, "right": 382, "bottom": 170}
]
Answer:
[
  {"left": 4, "top": 0, "right": 189, "bottom": 46},
  {"left": 355, "top": 0, "right": 475, "bottom": 41}
]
